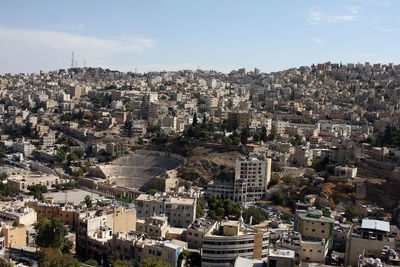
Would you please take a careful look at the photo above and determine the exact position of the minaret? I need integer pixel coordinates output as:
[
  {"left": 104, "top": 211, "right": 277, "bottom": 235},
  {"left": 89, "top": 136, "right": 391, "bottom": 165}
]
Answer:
[{"left": 238, "top": 210, "right": 244, "bottom": 227}]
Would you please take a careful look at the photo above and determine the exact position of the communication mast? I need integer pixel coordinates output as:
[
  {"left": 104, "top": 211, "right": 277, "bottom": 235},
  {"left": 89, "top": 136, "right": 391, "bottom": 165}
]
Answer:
[{"left": 70, "top": 52, "right": 75, "bottom": 68}]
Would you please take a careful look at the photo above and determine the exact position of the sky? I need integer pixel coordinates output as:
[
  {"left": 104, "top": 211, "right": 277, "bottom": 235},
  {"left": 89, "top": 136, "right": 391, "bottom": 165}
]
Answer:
[{"left": 0, "top": 0, "right": 399, "bottom": 74}]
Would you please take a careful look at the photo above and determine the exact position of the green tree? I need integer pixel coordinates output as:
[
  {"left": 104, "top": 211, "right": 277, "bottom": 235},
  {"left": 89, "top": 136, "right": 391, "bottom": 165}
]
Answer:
[
  {"left": 196, "top": 200, "right": 205, "bottom": 218},
  {"left": 38, "top": 248, "right": 81, "bottom": 267},
  {"left": 0, "top": 148, "right": 6, "bottom": 158},
  {"left": 289, "top": 134, "right": 303, "bottom": 146},
  {"left": 268, "top": 176, "right": 279, "bottom": 188},
  {"left": 261, "top": 126, "right": 267, "bottom": 142},
  {"left": 282, "top": 175, "right": 297, "bottom": 186},
  {"left": 280, "top": 212, "right": 291, "bottom": 222},
  {"left": 140, "top": 257, "right": 171, "bottom": 267},
  {"left": 35, "top": 218, "right": 73, "bottom": 254},
  {"left": 366, "top": 135, "right": 376, "bottom": 146},
  {"left": 68, "top": 152, "right": 79, "bottom": 162},
  {"left": 146, "top": 189, "right": 159, "bottom": 196},
  {"left": 56, "top": 149, "right": 66, "bottom": 164},
  {"left": 311, "top": 157, "right": 329, "bottom": 172},
  {"left": 242, "top": 207, "right": 269, "bottom": 224},
  {"left": 241, "top": 127, "right": 249, "bottom": 145},
  {"left": 84, "top": 195, "right": 92, "bottom": 208},
  {"left": 27, "top": 184, "right": 48, "bottom": 200},
  {"left": 0, "top": 183, "right": 15, "bottom": 197},
  {"left": 271, "top": 190, "right": 285, "bottom": 205},
  {"left": 113, "top": 260, "right": 133, "bottom": 267},
  {"left": 84, "top": 259, "right": 98, "bottom": 266},
  {"left": 268, "top": 124, "right": 277, "bottom": 140},
  {"left": 345, "top": 205, "right": 367, "bottom": 221},
  {"left": 230, "top": 132, "right": 241, "bottom": 145},
  {"left": 192, "top": 113, "right": 197, "bottom": 126},
  {"left": 179, "top": 250, "right": 201, "bottom": 267},
  {"left": 184, "top": 181, "right": 191, "bottom": 190}
]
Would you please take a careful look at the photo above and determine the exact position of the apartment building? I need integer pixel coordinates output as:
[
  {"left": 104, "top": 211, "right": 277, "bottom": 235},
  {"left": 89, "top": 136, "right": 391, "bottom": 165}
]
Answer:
[
  {"left": 228, "top": 112, "right": 251, "bottom": 129},
  {"left": 345, "top": 219, "right": 398, "bottom": 266},
  {"left": 0, "top": 205, "right": 37, "bottom": 226},
  {"left": 135, "top": 193, "right": 196, "bottom": 228},
  {"left": 298, "top": 208, "right": 335, "bottom": 263},
  {"left": 233, "top": 155, "right": 271, "bottom": 202},
  {"left": 334, "top": 166, "right": 357, "bottom": 178},
  {"left": 136, "top": 215, "right": 168, "bottom": 239},
  {"left": 25, "top": 200, "right": 78, "bottom": 228},
  {"left": 76, "top": 206, "right": 137, "bottom": 262},
  {"left": 186, "top": 218, "right": 218, "bottom": 249},
  {"left": 201, "top": 216, "right": 269, "bottom": 267}
]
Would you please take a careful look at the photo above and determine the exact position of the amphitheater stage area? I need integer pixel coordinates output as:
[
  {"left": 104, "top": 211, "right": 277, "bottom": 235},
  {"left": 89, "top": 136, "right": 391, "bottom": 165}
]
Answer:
[{"left": 88, "top": 151, "right": 184, "bottom": 191}]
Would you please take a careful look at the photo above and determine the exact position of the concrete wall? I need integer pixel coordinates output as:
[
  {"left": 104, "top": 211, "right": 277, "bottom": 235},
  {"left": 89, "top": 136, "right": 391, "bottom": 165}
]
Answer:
[
  {"left": 113, "top": 207, "right": 136, "bottom": 232},
  {"left": 345, "top": 236, "right": 394, "bottom": 266},
  {"left": 301, "top": 240, "right": 329, "bottom": 263},
  {"left": 1, "top": 225, "right": 27, "bottom": 247},
  {"left": 300, "top": 220, "right": 331, "bottom": 240}
]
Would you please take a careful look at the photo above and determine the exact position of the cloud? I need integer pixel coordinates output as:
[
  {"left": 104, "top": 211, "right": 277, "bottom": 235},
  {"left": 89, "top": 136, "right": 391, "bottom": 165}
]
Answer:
[
  {"left": 373, "top": 26, "right": 398, "bottom": 32},
  {"left": 368, "top": 0, "right": 391, "bottom": 6},
  {"left": 346, "top": 6, "right": 360, "bottom": 14},
  {"left": 309, "top": 7, "right": 359, "bottom": 24},
  {"left": 64, "top": 23, "right": 86, "bottom": 31},
  {"left": 312, "top": 38, "right": 325, "bottom": 45},
  {"left": 350, "top": 0, "right": 391, "bottom": 7},
  {"left": 0, "top": 26, "right": 155, "bottom": 73}
]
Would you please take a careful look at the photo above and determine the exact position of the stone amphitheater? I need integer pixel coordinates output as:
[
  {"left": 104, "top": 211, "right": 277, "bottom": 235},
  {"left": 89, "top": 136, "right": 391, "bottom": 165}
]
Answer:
[{"left": 88, "top": 151, "right": 185, "bottom": 191}]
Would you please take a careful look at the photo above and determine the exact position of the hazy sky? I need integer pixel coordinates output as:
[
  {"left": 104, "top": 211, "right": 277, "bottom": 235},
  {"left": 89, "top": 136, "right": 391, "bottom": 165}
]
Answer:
[{"left": 0, "top": 0, "right": 399, "bottom": 74}]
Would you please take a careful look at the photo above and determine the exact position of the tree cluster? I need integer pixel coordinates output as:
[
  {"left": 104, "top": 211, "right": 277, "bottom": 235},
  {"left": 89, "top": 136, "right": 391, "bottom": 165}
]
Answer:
[
  {"left": 27, "top": 184, "right": 48, "bottom": 200},
  {"left": 207, "top": 195, "right": 269, "bottom": 224},
  {"left": 271, "top": 189, "right": 297, "bottom": 210}
]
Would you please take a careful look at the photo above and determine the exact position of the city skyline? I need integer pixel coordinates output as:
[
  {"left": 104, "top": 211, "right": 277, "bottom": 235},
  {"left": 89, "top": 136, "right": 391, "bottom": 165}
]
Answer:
[{"left": 1, "top": 0, "right": 399, "bottom": 74}]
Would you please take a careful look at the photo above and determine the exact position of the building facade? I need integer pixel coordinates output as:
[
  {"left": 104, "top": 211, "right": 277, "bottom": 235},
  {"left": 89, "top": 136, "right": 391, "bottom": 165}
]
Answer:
[{"left": 233, "top": 156, "right": 272, "bottom": 202}]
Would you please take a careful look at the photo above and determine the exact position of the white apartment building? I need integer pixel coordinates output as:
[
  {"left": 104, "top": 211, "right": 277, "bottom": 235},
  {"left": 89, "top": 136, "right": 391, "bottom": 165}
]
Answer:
[
  {"left": 13, "top": 141, "right": 35, "bottom": 156},
  {"left": 233, "top": 156, "right": 271, "bottom": 202}
]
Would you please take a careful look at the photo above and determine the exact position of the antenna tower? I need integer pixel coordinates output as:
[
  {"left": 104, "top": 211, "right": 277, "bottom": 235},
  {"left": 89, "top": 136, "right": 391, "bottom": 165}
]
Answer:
[{"left": 70, "top": 52, "right": 75, "bottom": 68}]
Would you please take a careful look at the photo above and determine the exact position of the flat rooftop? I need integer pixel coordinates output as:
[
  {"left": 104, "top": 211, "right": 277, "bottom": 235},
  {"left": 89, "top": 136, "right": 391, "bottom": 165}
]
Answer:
[
  {"left": 361, "top": 219, "right": 390, "bottom": 232},
  {"left": 268, "top": 248, "right": 295, "bottom": 259},
  {"left": 44, "top": 189, "right": 105, "bottom": 205}
]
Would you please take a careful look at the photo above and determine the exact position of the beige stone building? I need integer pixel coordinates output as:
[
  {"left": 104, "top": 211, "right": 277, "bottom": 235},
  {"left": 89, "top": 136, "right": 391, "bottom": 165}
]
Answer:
[
  {"left": 186, "top": 218, "right": 218, "bottom": 249},
  {"left": 135, "top": 193, "right": 196, "bottom": 228},
  {"left": 345, "top": 219, "right": 398, "bottom": 266},
  {"left": 298, "top": 209, "right": 335, "bottom": 263},
  {"left": 7, "top": 172, "right": 68, "bottom": 192},
  {"left": 26, "top": 200, "right": 77, "bottom": 227},
  {"left": 0, "top": 205, "right": 37, "bottom": 226},
  {"left": 76, "top": 206, "right": 136, "bottom": 262},
  {"left": 0, "top": 223, "right": 27, "bottom": 247},
  {"left": 136, "top": 215, "right": 168, "bottom": 239}
]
